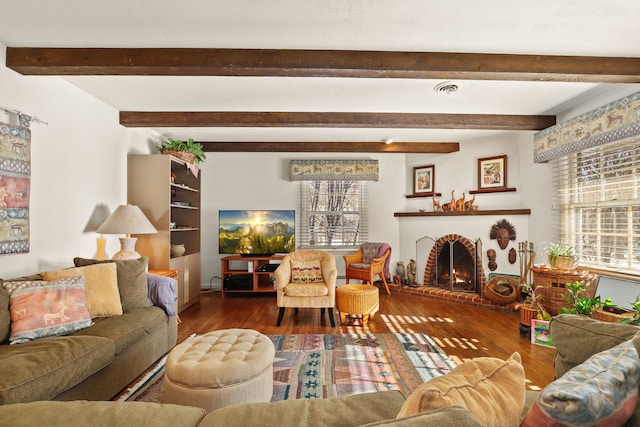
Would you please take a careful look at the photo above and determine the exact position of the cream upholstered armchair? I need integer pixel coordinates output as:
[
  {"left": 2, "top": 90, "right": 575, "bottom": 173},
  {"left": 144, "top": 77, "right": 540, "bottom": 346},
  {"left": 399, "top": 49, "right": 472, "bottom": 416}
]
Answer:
[
  {"left": 274, "top": 250, "right": 337, "bottom": 327},
  {"left": 344, "top": 242, "right": 391, "bottom": 295}
]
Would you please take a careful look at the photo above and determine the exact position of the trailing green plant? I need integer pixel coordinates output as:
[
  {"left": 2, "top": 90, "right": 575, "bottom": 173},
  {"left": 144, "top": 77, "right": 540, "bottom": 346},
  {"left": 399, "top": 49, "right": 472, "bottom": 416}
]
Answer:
[
  {"left": 158, "top": 138, "right": 207, "bottom": 164},
  {"left": 558, "top": 281, "right": 601, "bottom": 317},
  {"left": 618, "top": 296, "right": 640, "bottom": 326}
]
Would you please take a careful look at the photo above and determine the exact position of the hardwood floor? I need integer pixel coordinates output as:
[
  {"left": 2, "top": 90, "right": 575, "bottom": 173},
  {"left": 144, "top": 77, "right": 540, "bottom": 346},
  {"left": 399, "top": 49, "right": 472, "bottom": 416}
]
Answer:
[{"left": 177, "top": 288, "right": 556, "bottom": 392}]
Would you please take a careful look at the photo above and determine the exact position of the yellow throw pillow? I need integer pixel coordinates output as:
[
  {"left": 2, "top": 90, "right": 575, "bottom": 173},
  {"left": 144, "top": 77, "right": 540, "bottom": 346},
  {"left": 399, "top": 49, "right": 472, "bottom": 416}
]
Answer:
[
  {"left": 291, "top": 260, "right": 324, "bottom": 283},
  {"left": 397, "top": 352, "right": 525, "bottom": 427},
  {"left": 43, "top": 263, "right": 122, "bottom": 318}
]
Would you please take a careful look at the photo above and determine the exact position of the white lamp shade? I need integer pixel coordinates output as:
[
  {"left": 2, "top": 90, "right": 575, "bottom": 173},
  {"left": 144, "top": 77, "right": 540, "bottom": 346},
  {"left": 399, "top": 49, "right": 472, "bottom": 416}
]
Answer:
[{"left": 97, "top": 204, "right": 157, "bottom": 235}]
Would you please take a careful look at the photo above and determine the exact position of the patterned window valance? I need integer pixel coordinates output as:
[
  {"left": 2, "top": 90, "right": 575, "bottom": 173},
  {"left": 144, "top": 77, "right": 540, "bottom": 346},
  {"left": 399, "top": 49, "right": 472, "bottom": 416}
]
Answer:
[
  {"left": 290, "top": 160, "right": 379, "bottom": 181},
  {"left": 533, "top": 91, "right": 640, "bottom": 163}
]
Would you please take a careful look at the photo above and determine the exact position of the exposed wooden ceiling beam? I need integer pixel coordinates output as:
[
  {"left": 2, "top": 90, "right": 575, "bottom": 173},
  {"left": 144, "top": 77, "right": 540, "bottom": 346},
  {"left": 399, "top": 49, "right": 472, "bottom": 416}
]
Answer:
[
  {"left": 7, "top": 48, "right": 640, "bottom": 83},
  {"left": 199, "top": 141, "right": 459, "bottom": 153},
  {"left": 120, "top": 111, "right": 555, "bottom": 130}
]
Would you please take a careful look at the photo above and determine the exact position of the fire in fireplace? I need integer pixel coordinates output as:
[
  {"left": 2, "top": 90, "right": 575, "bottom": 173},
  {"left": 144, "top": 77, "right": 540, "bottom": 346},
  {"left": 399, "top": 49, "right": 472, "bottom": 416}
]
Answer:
[{"left": 422, "top": 234, "right": 485, "bottom": 293}]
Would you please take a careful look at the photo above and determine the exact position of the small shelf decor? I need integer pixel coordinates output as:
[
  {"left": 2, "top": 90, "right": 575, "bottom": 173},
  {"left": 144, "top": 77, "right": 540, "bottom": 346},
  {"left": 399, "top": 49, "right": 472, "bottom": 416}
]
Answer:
[{"left": 158, "top": 138, "right": 206, "bottom": 164}]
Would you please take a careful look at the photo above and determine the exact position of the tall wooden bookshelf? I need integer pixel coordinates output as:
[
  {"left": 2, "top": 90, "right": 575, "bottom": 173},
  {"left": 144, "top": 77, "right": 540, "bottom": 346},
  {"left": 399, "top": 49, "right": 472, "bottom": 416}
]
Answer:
[{"left": 128, "top": 154, "right": 201, "bottom": 312}]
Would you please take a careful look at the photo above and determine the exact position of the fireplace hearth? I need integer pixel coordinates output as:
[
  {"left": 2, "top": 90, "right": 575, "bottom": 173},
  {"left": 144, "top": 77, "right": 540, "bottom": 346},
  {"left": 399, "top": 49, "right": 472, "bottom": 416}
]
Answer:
[{"left": 422, "top": 234, "right": 485, "bottom": 293}]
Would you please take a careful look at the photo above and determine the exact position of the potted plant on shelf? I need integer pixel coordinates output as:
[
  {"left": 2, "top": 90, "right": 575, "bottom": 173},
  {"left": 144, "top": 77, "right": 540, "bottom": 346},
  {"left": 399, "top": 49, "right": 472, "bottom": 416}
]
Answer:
[
  {"left": 558, "top": 281, "right": 602, "bottom": 317},
  {"left": 158, "top": 138, "right": 207, "bottom": 164},
  {"left": 545, "top": 241, "right": 577, "bottom": 270}
]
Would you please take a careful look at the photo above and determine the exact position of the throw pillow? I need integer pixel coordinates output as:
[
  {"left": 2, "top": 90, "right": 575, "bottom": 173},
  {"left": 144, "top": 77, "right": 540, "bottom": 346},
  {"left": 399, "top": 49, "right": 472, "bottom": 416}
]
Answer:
[
  {"left": 42, "top": 263, "right": 122, "bottom": 318},
  {"left": 0, "top": 280, "right": 9, "bottom": 343},
  {"left": 522, "top": 335, "right": 640, "bottom": 427},
  {"left": 397, "top": 352, "right": 525, "bottom": 427},
  {"left": 6, "top": 276, "right": 93, "bottom": 344},
  {"left": 550, "top": 314, "right": 640, "bottom": 378},
  {"left": 291, "top": 260, "right": 323, "bottom": 283},
  {"left": 73, "top": 257, "right": 150, "bottom": 310}
]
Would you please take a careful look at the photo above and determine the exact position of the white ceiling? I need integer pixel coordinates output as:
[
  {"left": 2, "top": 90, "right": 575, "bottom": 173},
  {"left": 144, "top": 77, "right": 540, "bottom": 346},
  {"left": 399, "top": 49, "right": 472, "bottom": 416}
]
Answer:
[{"left": 1, "top": 0, "right": 639, "bottom": 144}]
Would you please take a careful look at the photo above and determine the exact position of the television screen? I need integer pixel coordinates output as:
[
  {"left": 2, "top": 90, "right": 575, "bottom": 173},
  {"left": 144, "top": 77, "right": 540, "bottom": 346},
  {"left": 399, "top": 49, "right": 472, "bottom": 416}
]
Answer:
[{"left": 218, "top": 210, "right": 295, "bottom": 255}]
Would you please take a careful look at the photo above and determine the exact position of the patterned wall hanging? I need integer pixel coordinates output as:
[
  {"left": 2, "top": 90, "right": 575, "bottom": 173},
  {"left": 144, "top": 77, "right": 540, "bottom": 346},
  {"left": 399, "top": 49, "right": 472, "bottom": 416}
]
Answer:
[
  {"left": 0, "top": 121, "right": 31, "bottom": 254},
  {"left": 290, "top": 159, "right": 379, "bottom": 181}
]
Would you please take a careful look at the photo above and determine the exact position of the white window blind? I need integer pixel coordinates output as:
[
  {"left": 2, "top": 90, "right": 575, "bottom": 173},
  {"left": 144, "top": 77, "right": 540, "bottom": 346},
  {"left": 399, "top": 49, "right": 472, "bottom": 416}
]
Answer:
[
  {"left": 552, "top": 136, "right": 640, "bottom": 274},
  {"left": 298, "top": 180, "right": 369, "bottom": 249}
]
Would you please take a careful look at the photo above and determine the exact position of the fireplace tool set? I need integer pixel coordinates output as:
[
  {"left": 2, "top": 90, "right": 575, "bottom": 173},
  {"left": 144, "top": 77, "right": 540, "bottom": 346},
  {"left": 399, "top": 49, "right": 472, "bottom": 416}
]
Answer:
[{"left": 518, "top": 241, "right": 535, "bottom": 285}]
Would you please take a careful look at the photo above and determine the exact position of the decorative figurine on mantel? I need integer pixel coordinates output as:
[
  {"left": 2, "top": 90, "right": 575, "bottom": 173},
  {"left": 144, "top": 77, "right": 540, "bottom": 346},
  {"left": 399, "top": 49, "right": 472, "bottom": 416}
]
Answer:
[{"left": 407, "top": 259, "right": 417, "bottom": 285}]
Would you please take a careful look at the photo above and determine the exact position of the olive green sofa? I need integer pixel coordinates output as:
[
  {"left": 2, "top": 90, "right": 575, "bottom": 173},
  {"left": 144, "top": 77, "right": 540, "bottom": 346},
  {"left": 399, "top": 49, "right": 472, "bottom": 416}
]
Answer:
[
  {"left": 0, "top": 257, "right": 178, "bottom": 404},
  {"left": 2, "top": 315, "right": 640, "bottom": 426}
]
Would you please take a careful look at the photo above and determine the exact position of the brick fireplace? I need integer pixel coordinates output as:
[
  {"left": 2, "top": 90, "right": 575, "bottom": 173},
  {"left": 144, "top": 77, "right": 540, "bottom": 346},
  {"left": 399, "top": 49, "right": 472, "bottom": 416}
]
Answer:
[{"left": 422, "top": 234, "right": 486, "bottom": 293}]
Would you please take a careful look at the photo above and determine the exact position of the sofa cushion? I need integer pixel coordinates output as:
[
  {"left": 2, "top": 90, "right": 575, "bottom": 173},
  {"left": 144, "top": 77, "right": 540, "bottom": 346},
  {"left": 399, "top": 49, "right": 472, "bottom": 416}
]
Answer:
[
  {"left": 199, "top": 390, "right": 406, "bottom": 427},
  {"left": 0, "top": 281, "right": 9, "bottom": 343},
  {"left": 550, "top": 314, "right": 640, "bottom": 378},
  {"left": 42, "top": 263, "right": 122, "bottom": 318},
  {"left": 0, "top": 400, "right": 207, "bottom": 427},
  {"left": 522, "top": 335, "right": 640, "bottom": 427},
  {"left": 397, "top": 352, "right": 525, "bottom": 427},
  {"left": 71, "top": 306, "right": 167, "bottom": 355},
  {"left": 4, "top": 276, "right": 93, "bottom": 344},
  {"left": 361, "top": 406, "right": 484, "bottom": 427},
  {"left": 74, "top": 257, "right": 150, "bottom": 310},
  {"left": 0, "top": 335, "right": 114, "bottom": 404}
]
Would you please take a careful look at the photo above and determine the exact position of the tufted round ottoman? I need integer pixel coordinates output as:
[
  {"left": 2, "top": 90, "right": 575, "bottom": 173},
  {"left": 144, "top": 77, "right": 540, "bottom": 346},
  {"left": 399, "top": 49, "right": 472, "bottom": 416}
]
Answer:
[
  {"left": 163, "top": 328, "right": 275, "bottom": 412},
  {"left": 336, "top": 284, "right": 379, "bottom": 325}
]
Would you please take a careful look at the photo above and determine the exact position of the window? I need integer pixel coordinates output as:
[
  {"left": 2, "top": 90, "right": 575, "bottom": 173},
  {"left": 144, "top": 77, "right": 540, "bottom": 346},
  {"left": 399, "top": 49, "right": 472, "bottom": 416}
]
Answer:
[
  {"left": 552, "top": 137, "right": 640, "bottom": 274},
  {"left": 298, "top": 180, "right": 369, "bottom": 249}
]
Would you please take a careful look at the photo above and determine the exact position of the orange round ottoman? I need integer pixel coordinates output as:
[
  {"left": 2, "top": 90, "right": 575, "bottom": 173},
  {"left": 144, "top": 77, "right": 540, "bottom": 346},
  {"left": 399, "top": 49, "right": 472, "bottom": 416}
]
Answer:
[
  {"left": 163, "top": 329, "right": 275, "bottom": 412},
  {"left": 336, "top": 284, "right": 379, "bottom": 325}
]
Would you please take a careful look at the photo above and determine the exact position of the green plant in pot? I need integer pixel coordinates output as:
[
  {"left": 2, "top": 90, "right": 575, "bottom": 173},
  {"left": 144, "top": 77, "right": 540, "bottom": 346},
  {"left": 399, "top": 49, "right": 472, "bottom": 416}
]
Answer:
[
  {"left": 558, "top": 281, "right": 602, "bottom": 317},
  {"left": 618, "top": 297, "right": 640, "bottom": 326},
  {"left": 158, "top": 138, "right": 207, "bottom": 164},
  {"left": 545, "top": 241, "right": 576, "bottom": 270},
  {"left": 517, "top": 284, "right": 551, "bottom": 322}
]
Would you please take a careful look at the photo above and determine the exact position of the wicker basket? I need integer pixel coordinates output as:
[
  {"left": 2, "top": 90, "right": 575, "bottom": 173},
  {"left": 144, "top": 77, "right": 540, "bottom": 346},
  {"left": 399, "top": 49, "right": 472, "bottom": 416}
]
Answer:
[
  {"left": 519, "top": 306, "right": 538, "bottom": 326},
  {"left": 160, "top": 149, "right": 196, "bottom": 164},
  {"left": 530, "top": 264, "right": 599, "bottom": 316},
  {"left": 483, "top": 276, "right": 518, "bottom": 305}
]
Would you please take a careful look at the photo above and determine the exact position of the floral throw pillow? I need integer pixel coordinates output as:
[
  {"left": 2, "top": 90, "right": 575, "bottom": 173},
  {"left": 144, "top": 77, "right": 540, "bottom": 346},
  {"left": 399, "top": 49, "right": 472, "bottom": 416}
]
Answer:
[
  {"left": 291, "top": 260, "right": 324, "bottom": 283},
  {"left": 4, "top": 276, "right": 93, "bottom": 344}
]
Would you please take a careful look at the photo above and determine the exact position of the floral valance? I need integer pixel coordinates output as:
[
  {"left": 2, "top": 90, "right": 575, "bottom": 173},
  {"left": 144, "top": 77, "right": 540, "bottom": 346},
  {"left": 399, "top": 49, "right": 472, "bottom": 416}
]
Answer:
[
  {"left": 533, "top": 91, "right": 640, "bottom": 163},
  {"left": 290, "top": 160, "right": 379, "bottom": 181}
]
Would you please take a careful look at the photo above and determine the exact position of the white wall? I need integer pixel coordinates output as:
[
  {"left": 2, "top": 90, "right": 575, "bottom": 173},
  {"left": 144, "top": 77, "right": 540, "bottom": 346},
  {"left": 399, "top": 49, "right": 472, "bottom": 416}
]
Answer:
[
  {"left": 199, "top": 152, "right": 405, "bottom": 289},
  {"left": 0, "top": 44, "right": 157, "bottom": 278}
]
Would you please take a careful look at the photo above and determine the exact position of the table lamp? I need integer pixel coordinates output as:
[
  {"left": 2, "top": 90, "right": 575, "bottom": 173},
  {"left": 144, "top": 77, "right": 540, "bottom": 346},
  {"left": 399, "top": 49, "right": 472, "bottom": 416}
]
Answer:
[
  {"left": 97, "top": 204, "right": 157, "bottom": 260},
  {"left": 83, "top": 203, "right": 112, "bottom": 260}
]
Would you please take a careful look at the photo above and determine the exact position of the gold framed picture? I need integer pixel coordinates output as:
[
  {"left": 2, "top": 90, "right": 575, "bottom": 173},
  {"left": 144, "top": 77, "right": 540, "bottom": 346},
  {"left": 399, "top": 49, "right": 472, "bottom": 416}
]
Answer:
[{"left": 478, "top": 155, "right": 507, "bottom": 189}]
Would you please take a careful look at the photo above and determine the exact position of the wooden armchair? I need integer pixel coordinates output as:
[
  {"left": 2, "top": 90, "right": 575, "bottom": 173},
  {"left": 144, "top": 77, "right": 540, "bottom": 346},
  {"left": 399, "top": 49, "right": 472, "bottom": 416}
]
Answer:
[
  {"left": 273, "top": 250, "right": 337, "bottom": 327},
  {"left": 344, "top": 243, "right": 391, "bottom": 295}
]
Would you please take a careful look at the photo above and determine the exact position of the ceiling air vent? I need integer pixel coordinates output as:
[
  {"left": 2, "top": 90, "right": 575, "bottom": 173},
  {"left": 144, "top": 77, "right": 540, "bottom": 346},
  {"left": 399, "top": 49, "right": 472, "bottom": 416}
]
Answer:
[{"left": 433, "top": 82, "right": 459, "bottom": 95}]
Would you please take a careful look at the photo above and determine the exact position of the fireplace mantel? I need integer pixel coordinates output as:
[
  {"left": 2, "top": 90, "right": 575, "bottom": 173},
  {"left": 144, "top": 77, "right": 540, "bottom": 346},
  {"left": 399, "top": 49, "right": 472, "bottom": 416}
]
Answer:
[{"left": 394, "top": 209, "right": 530, "bottom": 217}]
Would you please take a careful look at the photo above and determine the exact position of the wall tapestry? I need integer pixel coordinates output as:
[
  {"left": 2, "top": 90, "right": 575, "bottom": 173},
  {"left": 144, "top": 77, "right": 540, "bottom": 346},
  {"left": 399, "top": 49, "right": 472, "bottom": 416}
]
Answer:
[{"left": 0, "top": 121, "right": 31, "bottom": 254}]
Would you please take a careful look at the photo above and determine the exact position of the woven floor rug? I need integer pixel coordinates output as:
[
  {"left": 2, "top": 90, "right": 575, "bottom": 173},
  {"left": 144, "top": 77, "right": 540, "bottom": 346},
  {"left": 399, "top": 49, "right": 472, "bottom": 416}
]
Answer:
[{"left": 118, "top": 333, "right": 456, "bottom": 403}]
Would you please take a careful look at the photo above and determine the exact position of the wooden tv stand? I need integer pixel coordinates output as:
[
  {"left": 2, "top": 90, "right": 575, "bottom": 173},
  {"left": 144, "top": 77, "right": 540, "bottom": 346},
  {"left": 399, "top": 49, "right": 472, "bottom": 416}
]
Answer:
[{"left": 220, "top": 255, "right": 284, "bottom": 299}]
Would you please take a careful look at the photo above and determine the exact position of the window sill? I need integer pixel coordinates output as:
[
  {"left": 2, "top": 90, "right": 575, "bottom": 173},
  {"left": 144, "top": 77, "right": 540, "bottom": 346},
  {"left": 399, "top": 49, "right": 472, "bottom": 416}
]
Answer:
[{"left": 579, "top": 265, "right": 640, "bottom": 283}]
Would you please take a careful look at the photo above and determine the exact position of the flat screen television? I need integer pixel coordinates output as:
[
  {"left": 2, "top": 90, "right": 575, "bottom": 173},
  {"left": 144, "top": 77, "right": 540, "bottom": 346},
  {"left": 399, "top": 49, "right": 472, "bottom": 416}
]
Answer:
[{"left": 218, "top": 210, "right": 295, "bottom": 256}]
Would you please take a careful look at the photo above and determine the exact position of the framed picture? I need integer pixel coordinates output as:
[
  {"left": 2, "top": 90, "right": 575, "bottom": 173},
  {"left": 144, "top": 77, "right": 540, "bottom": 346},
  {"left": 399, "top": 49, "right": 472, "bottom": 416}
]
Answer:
[
  {"left": 531, "top": 319, "right": 555, "bottom": 348},
  {"left": 413, "top": 165, "right": 435, "bottom": 194},
  {"left": 478, "top": 155, "right": 507, "bottom": 189}
]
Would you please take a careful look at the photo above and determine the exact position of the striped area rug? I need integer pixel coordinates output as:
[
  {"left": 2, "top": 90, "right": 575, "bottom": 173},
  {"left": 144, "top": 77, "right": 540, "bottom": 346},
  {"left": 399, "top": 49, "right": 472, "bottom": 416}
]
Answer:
[{"left": 120, "top": 333, "right": 456, "bottom": 403}]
